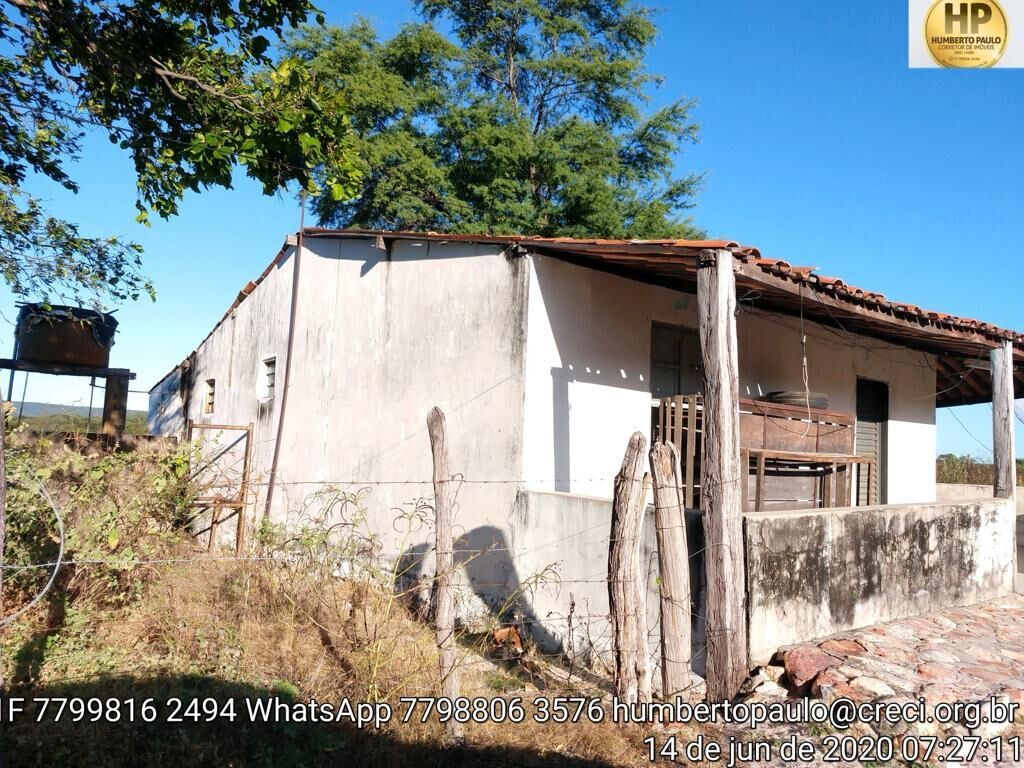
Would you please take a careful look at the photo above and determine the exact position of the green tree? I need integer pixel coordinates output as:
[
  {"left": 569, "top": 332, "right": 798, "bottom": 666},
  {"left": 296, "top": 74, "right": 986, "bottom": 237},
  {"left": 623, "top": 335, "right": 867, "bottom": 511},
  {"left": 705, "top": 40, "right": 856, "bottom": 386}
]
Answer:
[
  {"left": 288, "top": 0, "right": 703, "bottom": 238},
  {"left": 1, "top": 0, "right": 360, "bottom": 305}
]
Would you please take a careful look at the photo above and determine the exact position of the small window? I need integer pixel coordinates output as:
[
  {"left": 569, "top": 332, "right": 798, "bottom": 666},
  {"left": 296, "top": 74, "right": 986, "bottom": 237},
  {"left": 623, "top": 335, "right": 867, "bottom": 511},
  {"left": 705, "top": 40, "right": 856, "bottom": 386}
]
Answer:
[
  {"left": 261, "top": 357, "right": 276, "bottom": 401},
  {"left": 204, "top": 379, "right": 216, "bottom": 414}
]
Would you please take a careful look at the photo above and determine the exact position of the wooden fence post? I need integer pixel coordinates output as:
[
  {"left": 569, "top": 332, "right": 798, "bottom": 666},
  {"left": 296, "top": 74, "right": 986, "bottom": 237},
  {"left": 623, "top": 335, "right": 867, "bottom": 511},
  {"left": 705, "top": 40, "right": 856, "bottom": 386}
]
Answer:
[
  {"left": 235, "top": 422, "right": 254, "bottom": 557},
  {"left": 991, "top": 340, "right": 1017, "bottom": 501},
  {"left": 427, "top": 407, "right": 463, "bottom": 744},
  {"left": 649, "top": 441, "right": 691, "bottom": 701},
  {"left": 608, "top": 431, "right": 651, "bottom": 704},
  {"left": 697, "top": 248, "right": 748, "bottom": 702}
]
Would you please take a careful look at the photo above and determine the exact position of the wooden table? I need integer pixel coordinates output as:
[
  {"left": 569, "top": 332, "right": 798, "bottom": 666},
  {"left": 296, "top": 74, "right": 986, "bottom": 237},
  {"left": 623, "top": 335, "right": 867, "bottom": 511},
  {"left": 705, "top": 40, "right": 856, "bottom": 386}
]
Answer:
[{"left": 741, "top": 448, "right": 876, "bottom": 512}]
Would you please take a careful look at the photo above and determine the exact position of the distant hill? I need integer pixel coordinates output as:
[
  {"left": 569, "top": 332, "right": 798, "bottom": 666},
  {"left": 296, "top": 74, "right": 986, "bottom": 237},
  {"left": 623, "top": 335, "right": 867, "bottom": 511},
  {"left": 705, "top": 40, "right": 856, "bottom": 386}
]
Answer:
[
  {"left": 14, "top": 401, "right": 146, "bottom": 419},
  {"left": 11, "top": 401, "right": 149, "bottom": 435}
]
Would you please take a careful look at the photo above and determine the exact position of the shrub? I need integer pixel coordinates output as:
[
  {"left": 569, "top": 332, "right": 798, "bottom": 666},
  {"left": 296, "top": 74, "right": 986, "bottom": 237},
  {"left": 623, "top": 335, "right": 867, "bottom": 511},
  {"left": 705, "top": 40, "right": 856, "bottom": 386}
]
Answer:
[{"left": 2, "top": 428, "right": 197, "bottom": 606}]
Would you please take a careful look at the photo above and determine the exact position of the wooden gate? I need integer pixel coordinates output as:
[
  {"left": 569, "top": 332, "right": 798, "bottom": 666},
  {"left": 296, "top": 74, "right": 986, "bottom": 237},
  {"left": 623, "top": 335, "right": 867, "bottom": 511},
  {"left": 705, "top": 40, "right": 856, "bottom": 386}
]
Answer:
[{"left": 186, "top": 420, "right": 253, "bottom": 555}]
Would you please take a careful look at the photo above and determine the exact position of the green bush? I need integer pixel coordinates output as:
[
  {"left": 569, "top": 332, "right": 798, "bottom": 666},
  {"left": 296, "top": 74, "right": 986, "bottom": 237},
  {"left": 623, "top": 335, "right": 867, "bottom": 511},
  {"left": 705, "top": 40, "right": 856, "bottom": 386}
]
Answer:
[{"left": 2, "top": 428, "right": 197, "bottom": 605}]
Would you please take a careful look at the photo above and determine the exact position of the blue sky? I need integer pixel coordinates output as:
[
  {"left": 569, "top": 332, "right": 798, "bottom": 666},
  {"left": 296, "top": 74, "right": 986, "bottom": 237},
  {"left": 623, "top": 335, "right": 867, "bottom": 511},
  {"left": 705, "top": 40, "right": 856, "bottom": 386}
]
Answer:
[{"left": 1, "top": 0, "right": 1021, "bottom": 457}]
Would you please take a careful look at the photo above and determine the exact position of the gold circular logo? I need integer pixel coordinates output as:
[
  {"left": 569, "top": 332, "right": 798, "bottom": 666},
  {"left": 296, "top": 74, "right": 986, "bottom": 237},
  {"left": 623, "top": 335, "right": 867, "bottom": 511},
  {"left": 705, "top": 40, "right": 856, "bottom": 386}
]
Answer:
[{"left": 925, "top": 0, "right": 1008, "bottom": 67}]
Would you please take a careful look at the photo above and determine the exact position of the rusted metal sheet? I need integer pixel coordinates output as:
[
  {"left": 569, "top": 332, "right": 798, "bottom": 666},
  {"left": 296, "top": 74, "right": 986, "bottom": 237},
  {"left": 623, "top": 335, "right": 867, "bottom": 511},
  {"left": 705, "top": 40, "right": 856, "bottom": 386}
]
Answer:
[{"left": 15, "top": 304, "right": 118, "bottom": 368}]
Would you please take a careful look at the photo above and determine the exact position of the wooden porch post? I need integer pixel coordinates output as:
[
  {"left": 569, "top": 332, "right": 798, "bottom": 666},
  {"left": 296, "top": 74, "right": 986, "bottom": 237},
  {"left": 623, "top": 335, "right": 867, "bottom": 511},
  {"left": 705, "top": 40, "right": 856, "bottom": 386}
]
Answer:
[
  {"left": 101, "top": 374, "right": 129, "bottom": 435},
  {"left": 991, "top": 340, "right": 1017, "bottom": 500},
  {"left": 697, "top": 248, "right": 748, "bottom": 701}
]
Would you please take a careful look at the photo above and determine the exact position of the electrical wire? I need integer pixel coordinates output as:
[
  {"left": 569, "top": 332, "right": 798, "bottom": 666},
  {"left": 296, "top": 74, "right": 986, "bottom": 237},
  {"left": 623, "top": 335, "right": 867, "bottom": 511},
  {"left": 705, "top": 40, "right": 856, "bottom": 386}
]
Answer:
[
  {"left": 0, "top": 484, "right": 65, "bottom": 628},
  {"left": 946, "top": 407, "right": 992, "bottom": 456}
]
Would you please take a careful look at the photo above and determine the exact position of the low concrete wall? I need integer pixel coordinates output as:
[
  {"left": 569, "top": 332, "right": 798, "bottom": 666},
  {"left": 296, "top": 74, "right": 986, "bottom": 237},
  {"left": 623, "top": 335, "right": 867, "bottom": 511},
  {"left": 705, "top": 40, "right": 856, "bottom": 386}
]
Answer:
[
  {"left": 936, "top": 482, "right": 1022, "bottom": 512},
  {"left": 936, "top": 484, "right": 1023, "bottom": 590},
  {"left": 745, "top": 498, "right": 1016, "bottom": 665}
]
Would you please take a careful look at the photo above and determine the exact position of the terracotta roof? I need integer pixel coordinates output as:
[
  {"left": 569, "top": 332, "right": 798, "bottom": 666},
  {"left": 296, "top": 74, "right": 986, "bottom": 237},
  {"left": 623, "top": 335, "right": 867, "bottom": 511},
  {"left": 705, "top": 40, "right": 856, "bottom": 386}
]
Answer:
[{"left": 306, "top": 229, "right": 1023, "bottom": 407}]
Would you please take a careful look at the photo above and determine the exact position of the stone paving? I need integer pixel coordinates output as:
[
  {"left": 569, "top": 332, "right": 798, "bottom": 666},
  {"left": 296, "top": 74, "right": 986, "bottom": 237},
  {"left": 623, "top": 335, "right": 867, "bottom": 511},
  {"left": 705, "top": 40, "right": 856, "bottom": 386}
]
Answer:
[
  {"left": 723, "top": 596, "right": 1024, "bottom": 767},
  {"left": 770, "top": 594, "right": 1024, "bottom": 710}
]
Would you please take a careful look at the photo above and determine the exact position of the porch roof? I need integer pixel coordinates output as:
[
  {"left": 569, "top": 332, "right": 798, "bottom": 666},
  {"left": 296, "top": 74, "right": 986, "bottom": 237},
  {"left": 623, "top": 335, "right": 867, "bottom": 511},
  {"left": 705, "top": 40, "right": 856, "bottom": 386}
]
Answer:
[{"left": 306, "top": 228, "right": 1023, "bottom": 407}]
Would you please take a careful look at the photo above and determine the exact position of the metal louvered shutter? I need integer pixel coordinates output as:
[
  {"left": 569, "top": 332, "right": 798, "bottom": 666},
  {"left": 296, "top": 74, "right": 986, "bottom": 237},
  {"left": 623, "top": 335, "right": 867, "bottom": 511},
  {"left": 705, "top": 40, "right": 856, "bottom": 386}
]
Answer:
[{"left": 856, "top": 379, "right": 889, "bottom": 505}]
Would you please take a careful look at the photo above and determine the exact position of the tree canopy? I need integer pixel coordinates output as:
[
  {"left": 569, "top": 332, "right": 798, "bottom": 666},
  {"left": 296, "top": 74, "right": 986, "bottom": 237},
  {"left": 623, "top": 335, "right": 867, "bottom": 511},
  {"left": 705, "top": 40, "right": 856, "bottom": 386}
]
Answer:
[
  {"left": 1, "top": 0, "right": 360, "bottom": 305},
  {"left": 287, "top": 0, "right": 703, "bottom": 239}
]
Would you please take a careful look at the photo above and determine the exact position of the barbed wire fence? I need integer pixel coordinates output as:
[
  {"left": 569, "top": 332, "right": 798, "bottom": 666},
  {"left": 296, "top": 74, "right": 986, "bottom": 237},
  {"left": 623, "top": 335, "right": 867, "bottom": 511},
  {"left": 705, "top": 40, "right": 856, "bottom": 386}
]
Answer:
[{"left": 0, "top": 408, "right": 730, "bottom": 717}]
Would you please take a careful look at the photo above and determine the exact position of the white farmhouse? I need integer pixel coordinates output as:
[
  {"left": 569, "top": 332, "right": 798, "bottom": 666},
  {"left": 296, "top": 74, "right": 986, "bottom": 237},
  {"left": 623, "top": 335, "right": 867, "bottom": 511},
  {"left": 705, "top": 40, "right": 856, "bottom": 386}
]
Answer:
[{"left": 150, "top": 229, "right": 1022, "bottom": 674}]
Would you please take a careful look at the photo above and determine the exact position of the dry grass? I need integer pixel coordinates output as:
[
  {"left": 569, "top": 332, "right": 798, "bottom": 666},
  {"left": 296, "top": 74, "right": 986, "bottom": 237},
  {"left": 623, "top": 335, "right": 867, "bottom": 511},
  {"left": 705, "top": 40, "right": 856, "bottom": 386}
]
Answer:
[
  {"left": 2, "top": 540, "right": 671, "bottom": 766},
  {"left": 0, "top": 438, "right": 688, "bottom": 766}
]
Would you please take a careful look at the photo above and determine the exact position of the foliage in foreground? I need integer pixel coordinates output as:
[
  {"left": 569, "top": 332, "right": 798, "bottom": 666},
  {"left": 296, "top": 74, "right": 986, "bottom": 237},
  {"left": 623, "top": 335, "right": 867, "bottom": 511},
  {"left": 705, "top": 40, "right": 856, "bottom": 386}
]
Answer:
[
  {"left": 1, "top": 0, "right": 360, "bottom": 305},
  {"left": 1, "top": 432, "right": 195, "bottom": 604},
  {"left": 287, "top": 0, "right": 704, "bottom": 239}
]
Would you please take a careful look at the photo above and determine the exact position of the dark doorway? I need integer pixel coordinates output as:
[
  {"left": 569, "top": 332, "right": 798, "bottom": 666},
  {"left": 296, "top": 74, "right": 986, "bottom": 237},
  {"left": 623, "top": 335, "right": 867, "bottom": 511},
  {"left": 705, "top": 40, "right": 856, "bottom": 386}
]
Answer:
[
  {"left": 650, "top": 322, "right": 702, "bottom": 398},
  {"left": 856, "top": 378, "right": 889, "bottom": 505},
  {"left": 650, "top": 322, "right": 703, "bottom": 442}
]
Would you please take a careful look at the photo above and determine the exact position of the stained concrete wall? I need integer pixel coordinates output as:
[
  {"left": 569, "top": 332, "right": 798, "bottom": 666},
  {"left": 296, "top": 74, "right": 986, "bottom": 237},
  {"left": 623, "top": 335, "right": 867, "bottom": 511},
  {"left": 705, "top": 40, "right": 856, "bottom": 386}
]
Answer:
[
  {"left": 745, "top": 498, "right": 1016, "bottom": 664},
  {"left": 936, "top": 484, "right": 1023, "bottom": 590},
  {"left": 521, "top": 254, "right": 937, "bottom": 504}
]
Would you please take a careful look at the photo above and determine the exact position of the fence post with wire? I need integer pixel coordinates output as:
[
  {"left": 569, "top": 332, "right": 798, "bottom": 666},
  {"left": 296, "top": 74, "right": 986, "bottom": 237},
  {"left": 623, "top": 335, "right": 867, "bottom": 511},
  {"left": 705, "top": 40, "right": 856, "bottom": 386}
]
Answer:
[
  {"left": 649, "top": 440, "right": 691, "bottom": 702},
  {"left": 426, "top": 406, "right": 463, "bottom": 745},
  {"left": 607, "top": 431, "right": 651, "bottom": 705}
]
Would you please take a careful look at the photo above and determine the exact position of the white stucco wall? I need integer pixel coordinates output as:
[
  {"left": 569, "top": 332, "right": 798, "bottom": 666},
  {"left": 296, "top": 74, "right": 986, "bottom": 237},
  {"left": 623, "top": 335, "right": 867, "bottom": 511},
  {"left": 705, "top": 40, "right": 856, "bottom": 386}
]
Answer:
[
  {"left": 150, "top": 240, "right": 942, "bottom": 669},
  {"left": 149, "top": 237, "right": 531, "bottom": 614},
  {"left": 521, "top": 254, "right": 937, "bottom": 504}
]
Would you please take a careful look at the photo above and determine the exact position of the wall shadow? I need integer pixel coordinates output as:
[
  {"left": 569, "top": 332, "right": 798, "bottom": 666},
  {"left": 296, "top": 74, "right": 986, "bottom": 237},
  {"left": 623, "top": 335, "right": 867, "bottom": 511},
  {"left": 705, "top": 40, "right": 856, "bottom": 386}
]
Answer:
[
  {"left": 396, "top": 526, "right": 561, "bottom": 654},
  {"left": 1, "top": 674, "right": 618, "bottom": 767}
]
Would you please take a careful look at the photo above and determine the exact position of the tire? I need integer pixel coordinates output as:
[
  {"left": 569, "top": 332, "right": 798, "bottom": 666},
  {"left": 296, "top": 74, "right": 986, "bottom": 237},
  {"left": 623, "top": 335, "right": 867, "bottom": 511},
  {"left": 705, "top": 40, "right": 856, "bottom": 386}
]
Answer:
[{"left": 759, "top": 390, "right": 830, "bottom": 410}]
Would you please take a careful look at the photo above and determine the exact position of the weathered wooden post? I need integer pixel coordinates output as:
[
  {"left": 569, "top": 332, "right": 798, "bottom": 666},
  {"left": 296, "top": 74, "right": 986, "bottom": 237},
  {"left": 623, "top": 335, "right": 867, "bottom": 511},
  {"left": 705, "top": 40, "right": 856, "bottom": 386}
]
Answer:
[
  {"left": 235, "top": 422, "right": 254, "bottom": 557},
  {"left": 427, "top": 407, "right": 463, "bottom": 744},
  {"left": 608, "top": 431, "right": 651, "bottom": 704},
  {"left": 991, "top": 340, "right": 1017, "bottom": 501},
  {"left": 697, "top": 248, "right": 748, "bottom": 701},
  {"left": 649, "top": 441, "right": 691, "bottom": 701}
]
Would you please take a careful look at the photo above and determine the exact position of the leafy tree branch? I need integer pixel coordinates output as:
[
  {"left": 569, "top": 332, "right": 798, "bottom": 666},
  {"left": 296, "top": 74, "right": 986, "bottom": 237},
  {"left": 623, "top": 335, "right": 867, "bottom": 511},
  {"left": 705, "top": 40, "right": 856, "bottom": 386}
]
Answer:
[{"left": 0, "top": 0, "right": 361, "bottom": 305}]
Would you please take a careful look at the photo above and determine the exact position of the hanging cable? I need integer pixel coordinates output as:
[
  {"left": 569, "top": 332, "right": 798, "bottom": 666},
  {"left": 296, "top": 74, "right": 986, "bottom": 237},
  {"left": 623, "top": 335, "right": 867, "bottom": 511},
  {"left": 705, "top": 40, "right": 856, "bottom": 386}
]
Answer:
[
  {"left": 797, "top": 284, "right": 812, "bottom": 437},
  {"left": 947, "top": 407, "right": 993, "bottom": 455},
  {"left": 0, "top": 484, "right": 65, "bottom": 628}
]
